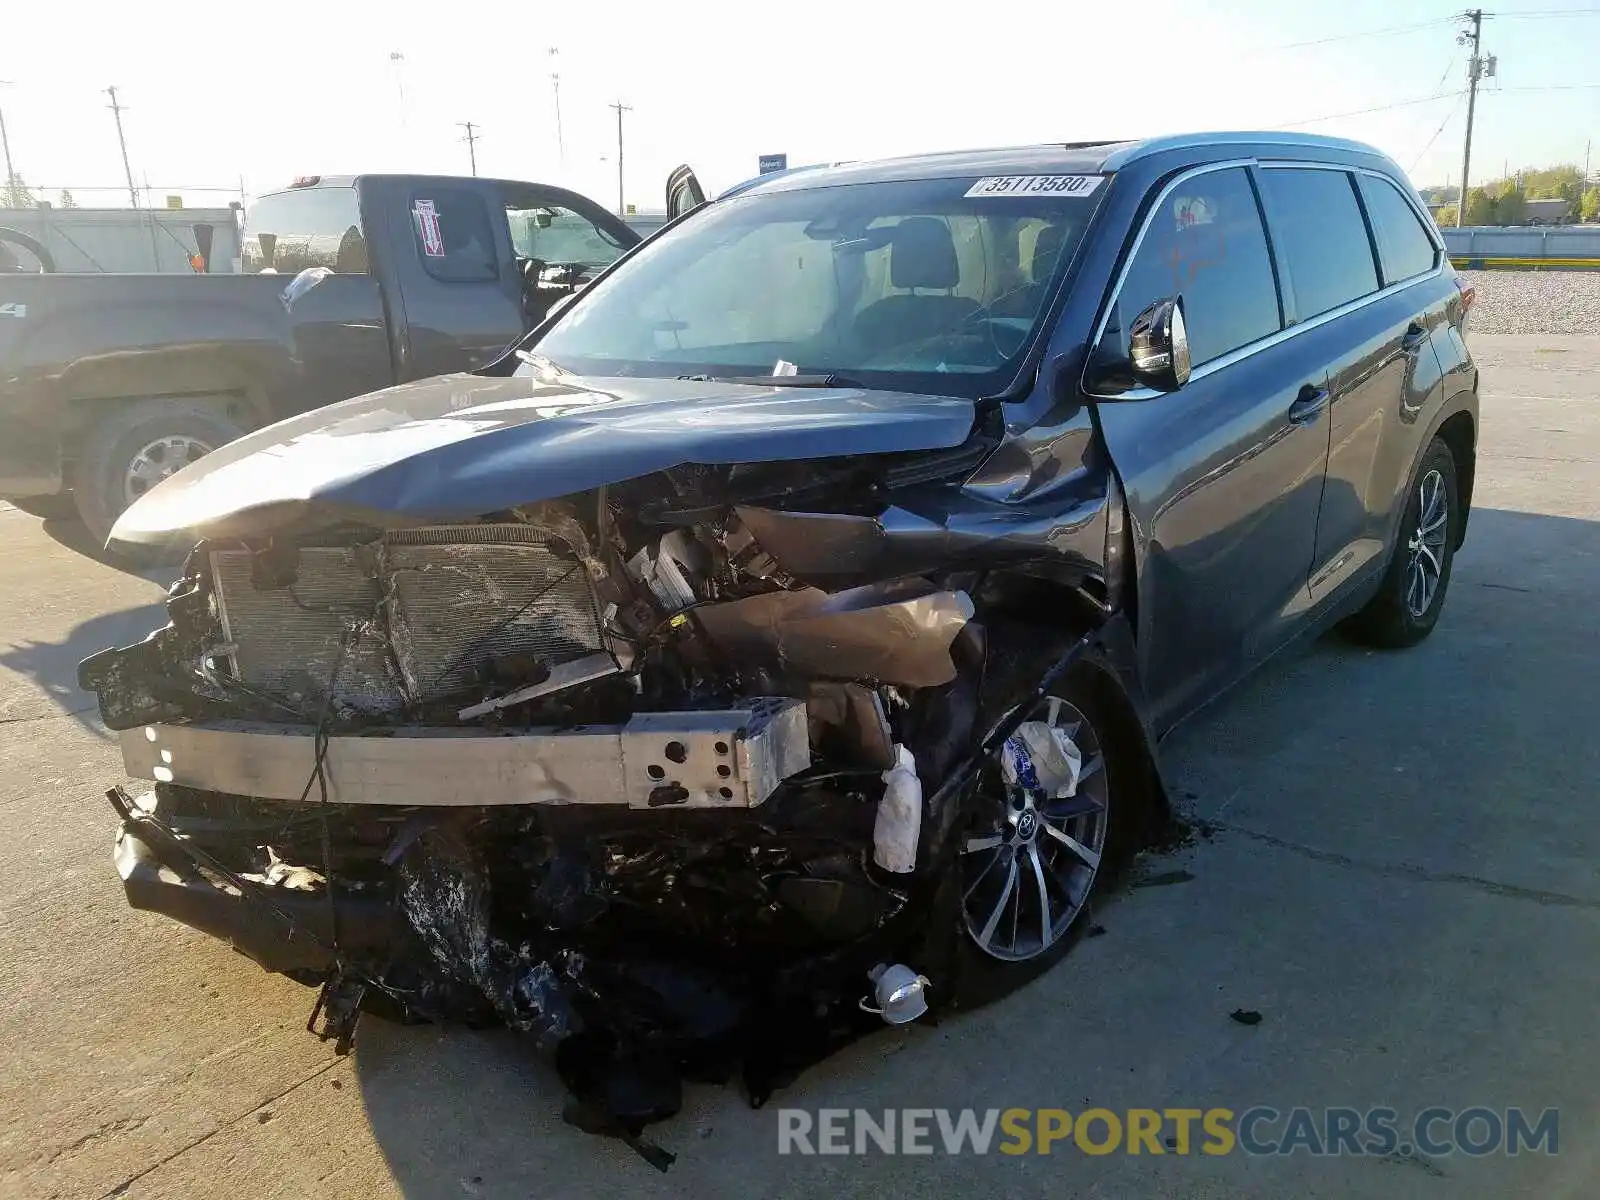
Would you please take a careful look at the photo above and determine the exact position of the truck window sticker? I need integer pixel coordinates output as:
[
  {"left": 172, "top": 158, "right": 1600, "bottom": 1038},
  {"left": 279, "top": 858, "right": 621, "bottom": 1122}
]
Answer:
[{"left": 413, "top": 200, "right": 445, "bottom": 258}]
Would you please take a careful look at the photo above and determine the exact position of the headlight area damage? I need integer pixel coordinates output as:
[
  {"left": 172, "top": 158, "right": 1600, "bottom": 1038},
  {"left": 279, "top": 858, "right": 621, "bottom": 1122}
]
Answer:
[{"left": 79, "top": 448, "right": 1165, "bottom": 1167}]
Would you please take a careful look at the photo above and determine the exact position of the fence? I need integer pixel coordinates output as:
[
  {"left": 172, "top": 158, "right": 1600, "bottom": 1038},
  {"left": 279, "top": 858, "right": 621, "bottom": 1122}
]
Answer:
[
  {"left": 1442, "top": 225, "right": 1600, "bottom": 270},
  {"left": 0, "top": 206, "right": 243, "bottom": 273}
]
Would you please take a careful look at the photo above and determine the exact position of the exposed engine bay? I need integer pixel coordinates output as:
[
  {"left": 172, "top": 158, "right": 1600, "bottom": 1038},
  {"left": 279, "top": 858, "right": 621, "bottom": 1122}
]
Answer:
[{"left": 80, "top": 447, "right": 1160, "bottom": 1166}]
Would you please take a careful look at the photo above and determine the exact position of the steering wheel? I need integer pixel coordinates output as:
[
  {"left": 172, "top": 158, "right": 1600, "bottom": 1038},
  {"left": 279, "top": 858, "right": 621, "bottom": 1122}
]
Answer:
[{"left": 0, "top": 227, "right": 55, "bottom": 273}]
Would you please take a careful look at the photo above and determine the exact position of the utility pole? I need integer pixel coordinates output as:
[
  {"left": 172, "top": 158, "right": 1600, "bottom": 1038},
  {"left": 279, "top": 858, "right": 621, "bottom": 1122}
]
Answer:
[
  {"left": 549, "top": 47, "right": 564, "bottom": 166},
  {"left": 1455, "top": 9, "right": 1485, "bottom": 228},
  {"left": 459, "top": 122, "right": 480, "bottom": 176},
  {"left": 389, "top": 52, "right": 407, "bottom": 129},
  {"left": 106, "top": 86, "right": 139, "bottom": 209},
  {"left": 0, "top": 81, "right": 16, "bottom": 201},
  {"left": 609, "top": 100, "right": 631, "bottom": 216}
]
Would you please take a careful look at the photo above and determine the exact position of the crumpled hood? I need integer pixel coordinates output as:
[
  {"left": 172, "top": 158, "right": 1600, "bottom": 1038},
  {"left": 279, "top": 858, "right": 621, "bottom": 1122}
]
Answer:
[{"left": 110, "top": 370, "right": 978, "bottom": 544}]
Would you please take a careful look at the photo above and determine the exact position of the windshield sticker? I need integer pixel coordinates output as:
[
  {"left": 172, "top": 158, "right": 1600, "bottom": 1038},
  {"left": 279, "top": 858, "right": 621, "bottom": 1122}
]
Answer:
[
  {"left": 964, "top": 175, "right": 1103, "bottom": 198},
  {"left": 414, "top": 199, "right": 445, "bottom": 257}
]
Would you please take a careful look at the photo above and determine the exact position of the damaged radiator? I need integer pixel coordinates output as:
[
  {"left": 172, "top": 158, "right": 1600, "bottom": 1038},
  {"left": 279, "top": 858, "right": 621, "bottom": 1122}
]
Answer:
[{"left": 211, "top": 525, "right": 605, "bottom": 716}]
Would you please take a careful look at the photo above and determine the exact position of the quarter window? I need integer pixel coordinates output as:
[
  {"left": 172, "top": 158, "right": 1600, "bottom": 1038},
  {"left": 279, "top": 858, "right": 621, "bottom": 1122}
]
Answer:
[
  {"left": 1259, "top": 168, "right": 1379, "bottom": 319},
  {"left": 1359, "top": 175, "right": 1440, "bottom": 284},
  {"left": 1113, "top": 166, "right": 1281, "bottom": 367}
]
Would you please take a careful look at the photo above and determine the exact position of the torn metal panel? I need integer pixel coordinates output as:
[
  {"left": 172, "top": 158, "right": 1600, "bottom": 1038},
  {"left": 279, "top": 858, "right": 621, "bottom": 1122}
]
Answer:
[
  {"left": 458, "top": 652, "right": 621, "bottom": 720},
  {"left": 694, "top": 580, "right": 975, "bottom": 688},
  {"left": 731, "top": 482, "right": 1107, "bottom": 587},
  {"left": 121, "top": 699, "right": 809, "bottom": 808}
]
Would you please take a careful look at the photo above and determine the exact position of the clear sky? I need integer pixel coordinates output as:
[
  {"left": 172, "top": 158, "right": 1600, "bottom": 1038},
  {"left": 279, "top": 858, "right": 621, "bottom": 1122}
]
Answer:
[{"left": 3, "top": 0, "right": 1597, "bottom": 212}]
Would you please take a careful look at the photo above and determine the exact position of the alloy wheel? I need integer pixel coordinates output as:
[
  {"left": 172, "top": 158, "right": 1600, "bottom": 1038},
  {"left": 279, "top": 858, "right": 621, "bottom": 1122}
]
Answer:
[
  {"left": 1405, "top": 468, "right": 1449, "bottom": 618},
  {"left": 961, "top": 694, "right": 1109, "bottom": 961}
]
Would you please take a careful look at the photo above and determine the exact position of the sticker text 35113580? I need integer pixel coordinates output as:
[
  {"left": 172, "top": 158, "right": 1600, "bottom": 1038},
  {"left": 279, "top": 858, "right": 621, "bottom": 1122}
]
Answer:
[{"left": 964, "top": 176, "right": 1103, "bottom": 199}]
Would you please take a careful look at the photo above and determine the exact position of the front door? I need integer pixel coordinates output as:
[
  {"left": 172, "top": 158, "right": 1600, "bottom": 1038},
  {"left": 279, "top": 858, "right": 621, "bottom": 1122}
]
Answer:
[
  {"left": 1089, "top": 163, "right": 1331, "bottom": 728},
  {"left": 666, "top": 165, "right": 708, "bottom": 221}
]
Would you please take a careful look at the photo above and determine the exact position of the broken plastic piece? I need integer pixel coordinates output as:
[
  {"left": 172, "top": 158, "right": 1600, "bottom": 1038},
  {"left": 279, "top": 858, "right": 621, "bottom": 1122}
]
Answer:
[
  {"left": 627, "top": 531, "right": 701, "bottom": 613},
  {"left": 859, "top": 962, "right": 930, "bottom": 1024},
  {"left": 1001, "top": 720, "right": 1082, "bottom": 799},
  {"left": 873, "top": 744, "right": 921, "bottom": 874}
]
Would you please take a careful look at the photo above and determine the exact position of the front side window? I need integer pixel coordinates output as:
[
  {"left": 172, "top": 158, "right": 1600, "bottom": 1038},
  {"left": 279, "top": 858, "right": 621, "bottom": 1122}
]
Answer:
[
  {"left": 1111, "top": 166, "right": 1282, "bottom": 367},
  {"left": 242, "top": 186, "right": 366, "bottom": 273},
  {"left": 1358, "top": 174, "right": 1440, "bottom": 284},
  {"left": 532, "top": 177, "right": 1098, "bottom": 399},
  {"left": 409, "top": 189, "right": 498, "bottom": 283},
  {"left": 1259, "top": 168, "right": 1379, "bottom": 319}
]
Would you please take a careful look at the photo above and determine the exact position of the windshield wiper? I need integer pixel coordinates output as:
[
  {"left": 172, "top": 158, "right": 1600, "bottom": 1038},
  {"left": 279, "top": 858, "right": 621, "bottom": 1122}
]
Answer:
[{"left": 675, "top": 372, "right": 866, "bottom": 389}]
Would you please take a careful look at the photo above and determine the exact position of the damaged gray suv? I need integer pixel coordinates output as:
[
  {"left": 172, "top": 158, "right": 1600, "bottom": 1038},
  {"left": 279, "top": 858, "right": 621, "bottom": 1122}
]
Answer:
[{"left": 81, "top": 132, "right": 1477, "bottom": 1143}]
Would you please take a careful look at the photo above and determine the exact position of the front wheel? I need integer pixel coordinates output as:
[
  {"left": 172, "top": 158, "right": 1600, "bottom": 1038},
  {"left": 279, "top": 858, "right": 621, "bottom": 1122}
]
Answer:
[
  {"left": 1343, "top": 437, "right": 1459, "bottom": 648},
  {"left": 945, "top": 649, "right": 1149, "bottom": 1006},
  {"left": 73, "top": 401, "right": 244, "bottom": 564}
]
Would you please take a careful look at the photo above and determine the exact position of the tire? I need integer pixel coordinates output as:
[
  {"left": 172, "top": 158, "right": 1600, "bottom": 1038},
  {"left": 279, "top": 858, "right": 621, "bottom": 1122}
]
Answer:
[
  {"left": 941, "top": 638, "right": 1150, "bottom": 1008},
  {"left": 72, "top": 401, "right": 244, "bottom": 565},
  {"left": 1343, "top": 437, "right": 1459, "bottom": 649}
]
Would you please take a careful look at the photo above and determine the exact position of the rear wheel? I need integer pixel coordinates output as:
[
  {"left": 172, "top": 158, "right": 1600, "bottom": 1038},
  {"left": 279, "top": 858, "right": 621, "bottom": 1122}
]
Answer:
[
  {"left": 73, "top": 401, "right": 244, "bottom": 564},
  {"left": 1344, "top": 437, "right": 1458, "bottom": 648}
]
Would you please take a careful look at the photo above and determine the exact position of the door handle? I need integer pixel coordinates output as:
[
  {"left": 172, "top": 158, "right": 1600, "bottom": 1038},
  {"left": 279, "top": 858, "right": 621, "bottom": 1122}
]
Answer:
[
  {"left": 1288, "top": 384, "right": 1329, "bottom": 425},
  {"left": 1400, "top": 322, "right": 1427, "bottom": 354}
]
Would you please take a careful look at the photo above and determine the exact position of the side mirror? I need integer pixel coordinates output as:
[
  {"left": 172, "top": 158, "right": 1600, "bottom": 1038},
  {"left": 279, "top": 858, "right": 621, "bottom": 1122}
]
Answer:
[{"left": 1128, "top": 296, "right": 1191, "bottom": 390}]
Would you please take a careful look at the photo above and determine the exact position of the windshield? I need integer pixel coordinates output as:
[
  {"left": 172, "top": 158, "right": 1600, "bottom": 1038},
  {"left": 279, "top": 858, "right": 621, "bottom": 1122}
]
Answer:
[
  {"left": 532, "top": 176, "right": 1099, "bottom": 397},
  {"left": 506, "top": 204, "right": 631, "bottom": 271}
]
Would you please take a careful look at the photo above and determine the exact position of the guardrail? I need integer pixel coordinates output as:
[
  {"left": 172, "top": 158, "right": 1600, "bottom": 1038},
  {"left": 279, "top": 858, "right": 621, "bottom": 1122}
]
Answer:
[{"left": 1442, "top": 225, "right": 1600, "bottom": 270}]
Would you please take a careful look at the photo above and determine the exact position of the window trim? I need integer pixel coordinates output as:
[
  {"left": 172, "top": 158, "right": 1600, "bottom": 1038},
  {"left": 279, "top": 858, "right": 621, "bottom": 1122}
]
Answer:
[{"left": 1084, "top": 158, "right": 1443, "bottom": 401}]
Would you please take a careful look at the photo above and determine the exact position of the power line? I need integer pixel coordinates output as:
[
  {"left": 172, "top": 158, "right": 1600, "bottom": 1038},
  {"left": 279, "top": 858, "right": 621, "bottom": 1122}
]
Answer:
[
  {"left": 1409, "top": 93, "right": 1466, "bottom": 173},
  {"left": 1493, "top": 7, "right": 1600, "bottom": 18},
  {"left": 1255, "top": 17, "right": 1453, "bottom": 53},
  {"left": 1278, "top": 91, "right": 1461, "bottom": 128}
]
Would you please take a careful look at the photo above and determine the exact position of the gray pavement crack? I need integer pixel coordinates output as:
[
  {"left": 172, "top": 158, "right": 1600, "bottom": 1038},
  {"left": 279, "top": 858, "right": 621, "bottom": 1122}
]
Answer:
[
  {"left": 96, "top": 1056, "right": 343, "bottom": 1199},
  {"left": 1207, "top": 820, "right": 1600, "bottom": 911}
]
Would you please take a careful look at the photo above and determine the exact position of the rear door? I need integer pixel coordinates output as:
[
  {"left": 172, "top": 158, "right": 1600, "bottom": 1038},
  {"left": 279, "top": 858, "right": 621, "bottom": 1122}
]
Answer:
[
  {"left": 1089, "top": 163, "right": 1332, "bottom": 727},
  {"left": 1254, "top": 165, "right": 1446, "bottom": 601}
]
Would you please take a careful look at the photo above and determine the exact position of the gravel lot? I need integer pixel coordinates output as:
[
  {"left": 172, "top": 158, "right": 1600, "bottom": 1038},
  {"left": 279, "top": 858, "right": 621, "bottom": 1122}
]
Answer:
[{"left": 1459, "top": 269, "right": 1600, "bottom": 336}]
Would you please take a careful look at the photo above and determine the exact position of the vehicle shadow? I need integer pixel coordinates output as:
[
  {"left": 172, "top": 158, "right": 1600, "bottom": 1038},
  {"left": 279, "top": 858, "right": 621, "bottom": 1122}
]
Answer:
[
  {"left": 38, "top": 512, "right": 159, "bottom": 580},
  {"left": 348, "top": 505, "right": 1599, "bottom": 1195},
  {"left": 0, "top": 602, "right": 168, "bottom": 737}
]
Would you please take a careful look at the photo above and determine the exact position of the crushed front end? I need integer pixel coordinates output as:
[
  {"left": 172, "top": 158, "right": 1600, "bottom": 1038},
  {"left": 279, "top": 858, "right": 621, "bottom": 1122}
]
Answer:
[{"left": 79, "top": 445, "right": 1151, "bottom": 1158}]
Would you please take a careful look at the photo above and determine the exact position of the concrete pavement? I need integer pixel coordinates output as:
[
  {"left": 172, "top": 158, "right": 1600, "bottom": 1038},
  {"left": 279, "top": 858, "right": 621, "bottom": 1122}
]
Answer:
[{"left": 1, "top": 333, "right": 1596, "bottom": 1198}]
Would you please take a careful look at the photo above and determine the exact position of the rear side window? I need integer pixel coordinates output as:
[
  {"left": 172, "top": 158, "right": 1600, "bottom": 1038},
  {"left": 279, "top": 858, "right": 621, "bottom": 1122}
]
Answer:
[
  {"left": 1113, "top": 166, "right": 1281, "bottom": 367},
  {"left": 1359, "top": 175, "right": 1439, "bottom": 284},
  {"left": 242, "top": 186, "right": 367, "bottom": 273},
  {"left": 1259, "top": 168, "right": 1379, "bottom": 319},
  {"left": 410, "top": 189, "right": 498, "bottom": 283}
]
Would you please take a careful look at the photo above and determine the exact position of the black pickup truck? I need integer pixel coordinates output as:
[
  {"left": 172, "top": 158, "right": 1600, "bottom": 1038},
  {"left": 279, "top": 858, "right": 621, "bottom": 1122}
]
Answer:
[{"left": 0, "top": 173, "right": 641, "bottom": 548}]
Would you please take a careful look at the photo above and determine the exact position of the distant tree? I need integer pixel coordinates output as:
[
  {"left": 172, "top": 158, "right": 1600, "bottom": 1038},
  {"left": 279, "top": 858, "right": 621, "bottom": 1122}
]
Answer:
[
  {"left": 57, "top": 189, "right": 77, "bottom": 209},
  {"left": 1492, "top": 189, "right": 1527, "bottom": 226},
  {"left": 1582, "top": 187, "right": 1600, "bottom": 223},
  {"left": 1516, "top": 165, "right": 1583, "bottom": 202},
  {"left": 1463, "top": 188, "right": 1496, "bottom": 225},
  {"left": 2, "top": 173, "right": 38, "bottom": 208}
]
